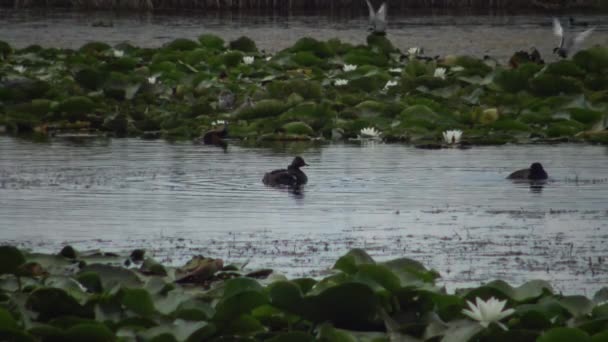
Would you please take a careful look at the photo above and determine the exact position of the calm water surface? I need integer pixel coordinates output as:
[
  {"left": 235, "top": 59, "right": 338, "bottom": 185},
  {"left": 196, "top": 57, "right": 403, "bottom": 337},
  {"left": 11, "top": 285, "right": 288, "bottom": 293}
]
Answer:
[
  {"left": 1, "top": 136, "right": 607, "bottom": 294},
  {"left": 0, "top": 9, "right": 607, "bottom": 61}
]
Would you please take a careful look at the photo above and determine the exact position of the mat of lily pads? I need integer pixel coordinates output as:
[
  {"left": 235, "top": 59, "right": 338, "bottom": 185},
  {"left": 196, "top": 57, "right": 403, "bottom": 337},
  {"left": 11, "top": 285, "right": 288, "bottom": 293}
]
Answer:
[
  {"left": 1, "top": 245, "right": 608, "bottom": 341},
  {"left": 1, "top": 35, "right": 608, "bottom": 145}
]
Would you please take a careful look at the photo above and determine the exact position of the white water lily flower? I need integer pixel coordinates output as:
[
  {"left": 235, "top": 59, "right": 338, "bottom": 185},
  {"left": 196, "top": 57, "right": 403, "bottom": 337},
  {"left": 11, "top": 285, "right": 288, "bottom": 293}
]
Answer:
[
  {"left": 359, "top": 127, "right": 381, "bottom": 140},
  {"left": 265, "top": 56, "right": 272, "bottom": 61},
  {"left": 343, "top": 64, "right": 357, "bottom": 72},
  {"left": 451, "top": 66, "right": 465, "bottom": 72},
  {"left": 334, "top": 79, "right": 349, "bottom": 86},
  {"left": 383, "top": 80, "right": 398, "bottom": 91},
  {"left": 211, "top": 120, "right": 226, "bottom": 126},
  {"left": 462, "top": 297, "right": 515, "bottom": 330},
  {"left": 112, "top": 49, "right": 124, "bottom": 58},
  {"left": 389, "top": 68, "right": 403, "bottom": 73},
  {"left": 147, "top": 76, "right": 158, "bottom": 84},
  {"left": 443, "top": 129, "right": 463, "bottom": 144},
  {"left": 434, "top": 67, "right": 447, "bottom": 80},
  {"left": 13, "top": 65, "right": 26, "bottom": 73},
  {"left": 243, "top": 56, "right": 254, "bottom": 65}
]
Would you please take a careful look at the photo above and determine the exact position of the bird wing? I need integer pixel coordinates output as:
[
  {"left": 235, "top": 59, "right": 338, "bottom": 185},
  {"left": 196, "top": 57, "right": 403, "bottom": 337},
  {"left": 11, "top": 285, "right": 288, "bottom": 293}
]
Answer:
[
  {"left": 377, "top": 2, "right": 387, "bottom": 22},
  {"left": 553, "top": 18, "right": 564, "bottom": 47},
  {"left": 573, "top": 27, "right": 595, "bottom": 47},
  {"left": 366, "top": 0, "right": 375, "bottom": 21}
]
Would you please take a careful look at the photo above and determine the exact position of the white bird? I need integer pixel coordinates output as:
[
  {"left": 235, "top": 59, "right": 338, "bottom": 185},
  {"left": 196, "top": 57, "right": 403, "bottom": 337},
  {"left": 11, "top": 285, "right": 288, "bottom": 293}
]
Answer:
[
  {"left": 553, "top": 17, "right": 594, "bottom": 58},
  {"left": 365, "top": 0, "right": 387, "bottom": 35}
]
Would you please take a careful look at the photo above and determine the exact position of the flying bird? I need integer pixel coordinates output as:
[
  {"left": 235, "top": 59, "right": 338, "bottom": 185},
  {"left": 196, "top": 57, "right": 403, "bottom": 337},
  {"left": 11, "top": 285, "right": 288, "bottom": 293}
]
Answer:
[
  {"left": 366, "top": 0, "right": 387, "bottom": 35},
  {"left": 553, "top": 17, "right": 594, "bottom": 58}
]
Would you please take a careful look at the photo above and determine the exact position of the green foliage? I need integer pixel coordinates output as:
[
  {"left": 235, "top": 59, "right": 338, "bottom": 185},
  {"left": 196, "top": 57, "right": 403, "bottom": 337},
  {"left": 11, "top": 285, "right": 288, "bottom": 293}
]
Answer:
[
  {"left": 0, "top": 40, "right": 12, "bottom": 59},
  {"left": 282, "top": 122, "right": 314, "bottom": 135},
  {"left": 530, "top": 75, "right": 582, "bottom": 96},
  {"left": 545, "top": 60, "right": 585, "bottom": 78},
  {"left": 494, "top": 64, "right": 542, "bottom": 92},
  {"left": 573, "top": 46, "right": 608, "bottom": 73},
  {"left": 222, "top": 51, "right": 244, "bottom": 68},
  {"left": 569, "top": 108, "right": 603, "bottom": 125},
  {"left": 454, "top": 56, "right": 493, "bottom": 76},
  {"left": 74, "top": 68, "right": 108, "bottom": 90},
  {"left": 267, "top": 80, "right": 322, "bottom": 100},
  {"left": 79, "top": 42, "right": 111, "bottom": 54},
  {"left": 0, "top": 245, "right": 26, "bottom": 275},
  {"left": 198, "top": 34, "right": 225, "bottom": 50},
  {"left": 290, "top": 37, "right": 333, "bottom": 58},
  {"left": 546, "top": 120, "right": 585, "bottom": 137},
  {"left": 236, "top": 99, "right": 288, "bottom": 120},
  {"left": 343, "top": 49, "right": 388, "bottom": 67},
  {"left": 291, "top": 51, "right": 324, "bottom": 67},
  {"left": 0, "top": 246, "right": 607, "bottom": 341},
  {"left": 55, "top": 96, "right": 97, "bottom": 121},
  {"left": 229, "top": 36, "right": 257, "bottom": 53},
  {"left": 366, "top": 34, "right": 396, "bottom": 55},
  {"left": 165, "top": 38, "right": 199, "bottom": 51}
]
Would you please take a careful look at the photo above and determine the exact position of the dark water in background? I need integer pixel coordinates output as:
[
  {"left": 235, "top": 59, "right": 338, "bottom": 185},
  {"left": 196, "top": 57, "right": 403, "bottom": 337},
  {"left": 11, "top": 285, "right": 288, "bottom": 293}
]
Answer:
[
  {"left": 0, "top": 9, "right": 607, "bottom": 60},
  {"left": 1, "top": 136, "right": 607, "bottom": 294}
]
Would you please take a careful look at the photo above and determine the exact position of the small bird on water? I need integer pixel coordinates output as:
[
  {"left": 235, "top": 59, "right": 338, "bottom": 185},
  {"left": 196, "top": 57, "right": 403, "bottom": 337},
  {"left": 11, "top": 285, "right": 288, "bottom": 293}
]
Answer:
[
  {"left": 552, "top": 17, "right": 594, "bottom": 58},
  {"left": 507, "top": 162, "right": 548, "bottom": 181},
  {"left": 262, "top": 156, "right": 309, "bottom": 188},
  {"left": 365, "top": 0, "right": 387, "bottom": 35}
]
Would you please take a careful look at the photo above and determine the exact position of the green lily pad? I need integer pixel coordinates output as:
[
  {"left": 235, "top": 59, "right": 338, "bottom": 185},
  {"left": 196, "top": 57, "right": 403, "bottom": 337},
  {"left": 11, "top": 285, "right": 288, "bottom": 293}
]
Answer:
[
  {"left": 26, "top": 288, "right": 91, "bottom": 322},
  {"left": 122, "top": 288, "right": 156, "bottom": 316},
  {"left": 537, "top": 327, "right": 591, "bottom": 342},
  {"left": 0, "top": 246, "right": 26, "bottom": 275},
  {"left": 333, "top": 249, "right": 375, "bottom": 274},
  {"left": 266, "top": 331, "right": 314, "bottom": 342}
]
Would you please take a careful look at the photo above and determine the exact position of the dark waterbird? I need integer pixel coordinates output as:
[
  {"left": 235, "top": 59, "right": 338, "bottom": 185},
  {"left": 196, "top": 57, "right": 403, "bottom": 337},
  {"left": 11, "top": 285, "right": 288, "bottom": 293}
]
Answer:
[
  {"left": 202, "top": 121, "right": 228, "bottom": 148},
  {"left": 507, "top": 162, "right": 548, "bottom": 181},
  {"left": 262, "top": 156, "right": 309, "bottom": 187}
]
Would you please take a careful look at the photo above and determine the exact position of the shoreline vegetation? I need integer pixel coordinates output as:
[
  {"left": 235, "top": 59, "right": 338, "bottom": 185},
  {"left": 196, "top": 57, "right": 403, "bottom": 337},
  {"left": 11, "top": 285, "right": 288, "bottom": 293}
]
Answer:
[
  {"left": 1, "top": 33, "right": 608, "bottom": 147},
  {"left": 1, "top": 245, "right": 607, "bottom": 341},
  {"left": 3, "top": 0, "right": 608, "bottom": 10}
]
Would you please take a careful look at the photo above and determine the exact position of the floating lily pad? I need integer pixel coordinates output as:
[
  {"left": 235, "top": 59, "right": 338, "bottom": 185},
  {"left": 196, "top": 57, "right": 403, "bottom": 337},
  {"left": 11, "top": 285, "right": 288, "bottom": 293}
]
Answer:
[
  {"left": 0, "top": 246, "right": 26, "bottom": 275},
  {"left": 229, "top": 36, "right": 257, "bottom": 53},
  {"left": 537, "top": 327, "right": 591, "bottom": 342}
]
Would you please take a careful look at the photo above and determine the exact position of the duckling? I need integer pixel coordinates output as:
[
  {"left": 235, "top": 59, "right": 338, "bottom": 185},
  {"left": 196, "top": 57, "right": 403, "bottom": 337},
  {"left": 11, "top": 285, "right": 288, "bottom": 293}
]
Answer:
[
  {"left": 507, "top": 162, "right": 548, "bottom": 181},
  {"left": 366, "top": 0, "right": 387, "bottom": 35},
  {"left": 262, "top": 156, "right": 309, "bottom": 187},
  {"left": 553, "top": 17, "right": 594, "bottom": 58}
]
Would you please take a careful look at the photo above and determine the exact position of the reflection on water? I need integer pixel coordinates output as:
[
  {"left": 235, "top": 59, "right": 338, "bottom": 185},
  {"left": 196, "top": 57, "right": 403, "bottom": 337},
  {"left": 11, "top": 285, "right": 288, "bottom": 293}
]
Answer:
[
  {"left": 0, "top": 9, "right": 607, "bottom": 61},
  {"left": 1, "top": 136, "right": 608, "bottom": 294}
]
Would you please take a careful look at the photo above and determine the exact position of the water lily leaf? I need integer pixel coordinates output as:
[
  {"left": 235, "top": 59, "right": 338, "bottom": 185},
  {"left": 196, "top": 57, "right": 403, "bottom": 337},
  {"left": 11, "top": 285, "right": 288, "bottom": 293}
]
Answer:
[
  {"left": 593, "top": 287, "right": 608, "bottom": 304},
  {"left": 303, "top": 282, "right": 377, "bottom": 329},
  {"left": 140, "top": 319, "right": 213, "bottom": 342},
  {"left": 0, "top": 246, "right": 26, "bottom": 275},
  {"left": 79, "top": 264, "right": 142, "bottom": 290},
  {"left": 0, "top": 307, "right": 17, "bottom": 330},
  {"left": 125, "top": 83, "right": 141, "bottom": 100},
  {"left": 214, "top": 279, "right": 269, "bottom": 322},
  {"left": 258, "top": 331, "right": 312, "bottom": 342},
  {"left": 64, "top": 322, "right": 114, "bottom": 342},
  {"left": 333, "top": 249, "right": 375, "bottom": 274},
  {"left": 380, "top": 257, "right": 440, "bottom": 287},
  {"left": 592, "top": 331, "right": 608, "bottom": 342},
  {"left": 28, "top": 323, "right": 65, "bottom": 340},
  {"left": 269, "top": 281, "right": 304, "bottom": 314},
  {"left": 438, "top": 319, "right": 484, "bottom": 342},
  {"left": 43, "top": 276, "right": 88, "bottom": 304},
  {"left": 223, "top": 314, "right": 265, "bottom": 335},
  {"left": 557, "top": 295, "right": 595, "bottom": 318},
  {"left": 26, "top": 288, "right": 92, "bottom": 322},
  {"left": 465, "top": 280, "right": 552, "bottom": 302},
  {"left": 577, "top": 318, "right": 608, "bottom": 336},
  {"left": 592, "top": 304, "right": 608, "bottom": 319},
  {"left": 354, "top": 264, "right": 401, "bottom": 293},
  {"left": 153, "top": 288, "right": 195, "bottom": 316},
  {"left": 537, "top": 327, "right": 591, "bottom": 342},
  {"left": 122, "top": 288, "right": 156, "bottom": 316},
  {"left": 24, "top": 253, "right": 78, "bottom": 275}
]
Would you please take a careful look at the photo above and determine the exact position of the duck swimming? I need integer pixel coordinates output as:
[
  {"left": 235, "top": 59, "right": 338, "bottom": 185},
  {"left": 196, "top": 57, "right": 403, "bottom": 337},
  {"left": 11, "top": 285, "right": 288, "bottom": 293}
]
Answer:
[
  {"left": 507, "top": 162, "right": 548, "bottom": 181},
  {"left": 202, "top": 121, "right": 228, "bottom": 148},
  {"left": 262, "top": 156, "right": 309, "bottom": 187}
]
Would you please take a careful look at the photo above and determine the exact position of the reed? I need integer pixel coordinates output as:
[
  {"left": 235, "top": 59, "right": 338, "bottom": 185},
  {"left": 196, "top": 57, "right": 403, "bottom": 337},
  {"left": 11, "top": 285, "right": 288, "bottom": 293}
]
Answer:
[{"left": 4, "top": 0, "right": 607, "bottom": 10}]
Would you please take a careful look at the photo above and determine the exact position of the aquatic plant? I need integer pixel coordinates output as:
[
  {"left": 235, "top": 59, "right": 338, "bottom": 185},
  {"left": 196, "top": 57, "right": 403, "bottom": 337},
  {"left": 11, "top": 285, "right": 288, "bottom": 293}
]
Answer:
[
  {"left": 0, "top": 37, "right": 607, "bottom": 144},
  {"left": 0, "top": 246, "right": 606, "bottom": 341}
]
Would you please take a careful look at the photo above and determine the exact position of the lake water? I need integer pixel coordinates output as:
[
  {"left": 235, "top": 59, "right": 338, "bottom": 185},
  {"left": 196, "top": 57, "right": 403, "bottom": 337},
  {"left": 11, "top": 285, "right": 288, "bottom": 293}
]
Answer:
[
  {"left": 1, "top": 136, "right": 607, "bottom": 295},
  {"left": 0, "top": 9, "right": 607, "bottom": 61}
]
